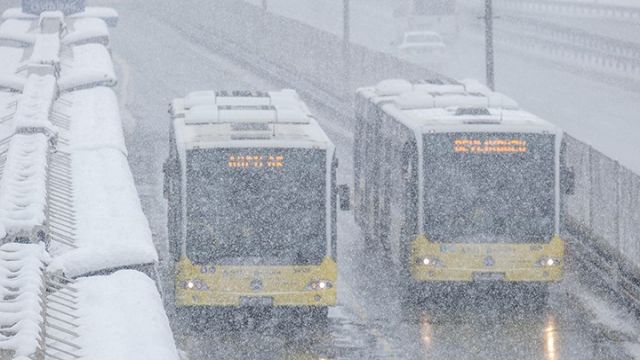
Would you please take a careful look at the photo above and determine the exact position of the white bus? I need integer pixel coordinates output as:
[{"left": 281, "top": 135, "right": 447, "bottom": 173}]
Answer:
[
  {"left": 354, "top": 79, "right": 573, "bottom": 300},
  {"left": 165, "top": 89, "right": 347, "bottom": 319}
]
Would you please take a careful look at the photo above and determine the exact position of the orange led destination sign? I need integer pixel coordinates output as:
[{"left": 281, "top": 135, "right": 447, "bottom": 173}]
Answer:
[
  {"left": 454, "top": 139, "right": 528, "bottom": 154},
  {"left": 228, "top": 155, "right": 285, "bottom": 168}
]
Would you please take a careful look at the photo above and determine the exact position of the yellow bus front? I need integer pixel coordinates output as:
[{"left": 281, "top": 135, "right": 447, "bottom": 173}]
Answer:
[
  {"left": 410, "top": 235, "right": 564, "bottom": 282},
  {"left": 177, "top": 147, "right": 336, "bottom": 309},
  {"left": 411, "top": 131, "right": 564, "bottom": 284},
  {"left": 175, "top": 256, "right": 337, "bottom": 307}
]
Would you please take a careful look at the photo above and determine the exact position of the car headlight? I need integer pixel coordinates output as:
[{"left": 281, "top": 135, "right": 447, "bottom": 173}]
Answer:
[
  {"left": 536, "top": 257, "right": 560, "bottom": 267},
  {"left": 305, "top": 280, "right": 333, "bottom": 291},
  {"left": 416, "top": 256, "right": 444, "bottom": 267},
  {"left": 181, "top": 279, "right": 209, "bottom": 290}
]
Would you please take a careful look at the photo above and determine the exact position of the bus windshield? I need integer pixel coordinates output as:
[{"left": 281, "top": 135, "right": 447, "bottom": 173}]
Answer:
[
  {"left": 423, "top": 133, "right": 555, "bottom": 243},
  {"left": 186, "top": 148, "right": 326, "bottom": 265}
]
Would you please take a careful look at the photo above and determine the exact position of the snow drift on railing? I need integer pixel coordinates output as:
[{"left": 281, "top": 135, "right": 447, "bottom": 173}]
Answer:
[
  {"left": 0, "top": 242, "right": 50, "bottom": 360},
  {"left": 75, "top": 270, "right": 179, "bottom": 360}
]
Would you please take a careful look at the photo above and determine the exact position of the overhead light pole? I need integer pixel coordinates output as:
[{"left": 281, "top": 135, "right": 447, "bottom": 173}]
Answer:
[
  {"left": 343, "top": 0, "right": 351, "bottom": 93},
  {"left": 484, "top": 0, "right": 495, "bottom": 90},
  {"left": 343, "top": 0, "right": 350, "bottom": 44}
]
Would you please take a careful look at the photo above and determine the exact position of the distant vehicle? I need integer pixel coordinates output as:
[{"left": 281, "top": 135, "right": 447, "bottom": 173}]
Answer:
[
  {"left": 394, "top": 31, "right": 448, "bottom": 67},
  {"left": 394, "top": 0, "right": 459, "bottom": 41},
  {"left": 354, "top": 79, "right": 573, "bottom": 302},
  {"left": 164, "top": 90, "right": 348, "bottom": 320}
]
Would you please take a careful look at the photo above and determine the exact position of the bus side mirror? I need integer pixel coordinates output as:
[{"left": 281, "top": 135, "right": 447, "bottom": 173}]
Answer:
[
  {"left": 562, "top": 167, "right": 575, "bottom": 195},
  {"left": 338, "top": 184, "right": 351, "bottom": 211}
]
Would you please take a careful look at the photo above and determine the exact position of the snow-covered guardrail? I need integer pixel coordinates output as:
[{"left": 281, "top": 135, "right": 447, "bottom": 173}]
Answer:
[
  {"left": 2, "top": 6, "right": 119, "bottom": 27},
  {"left": 563, "top": 135, "right": 640, "bottom": 310},
  {"left": 0, "top": 5, "right": 177, "bottom": 360},
  {"left": 0, "top": 243, "right": 49, "bottom": 360},
  {"left": 492, "top": 0, "right": 640, "bottom": 22},
  {"left": 457, "top": 11, "right": 640, "bottom": 85},
  {"left": 0, "top": 9, "right": 157, "bottom": 279},
  {"left": 495, "top": 15, "right": 640, "bottom": 83}
]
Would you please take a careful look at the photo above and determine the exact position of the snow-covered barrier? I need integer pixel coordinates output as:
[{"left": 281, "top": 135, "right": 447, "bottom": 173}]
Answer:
[
  {"left": 0, "top": 6, "right": 175, "bottom": 360},
  {"left": 45, "top": 86, "right": 157, "bottom": 278},
  {"left": 492, "top": 0, "right": 640, "bottom": 21},
  {"left": 74, "top": 270, "right": 179, "bottom": 360},
  {"left": 2, "top": 6, "right": 119, "bottom": 27},
  {"left": 0, "top": 11, "right": 116, "bottom": 92},
  {"left": 0, "top": 242, "right": 49, "bottom": 360},
  {"left": 0, "top": 133, "right": 50, "bottom": 243},
  {"left": 563, "top": 135, "right": 640, "bottom": 306},
  {"left": 47, "top": 147, "right": 157, "bottom": 278},
  {"left": 0, "top": 7, "right": 157, "bottom": 278},
  {"left": 0, "top": 72, "right": 57, "bottom": 243}
]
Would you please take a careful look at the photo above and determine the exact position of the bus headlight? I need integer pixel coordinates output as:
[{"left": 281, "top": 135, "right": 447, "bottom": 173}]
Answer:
[
  {"left": 305, "top": 280, "right": 333, "bottom": 291},
  {"left": 536, "top": 257, "right": 560, "bottom": 267},
  {"left": 181, "top": 279, "right": 209, "bottom": 290},
  {"left": 417, "top": 257, "right": 444, "bottom": 267}
]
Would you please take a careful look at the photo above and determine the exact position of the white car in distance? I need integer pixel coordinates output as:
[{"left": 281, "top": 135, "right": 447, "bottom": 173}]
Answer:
[{"left": 394, "top": 31, "right": 448, "bottom": 69}]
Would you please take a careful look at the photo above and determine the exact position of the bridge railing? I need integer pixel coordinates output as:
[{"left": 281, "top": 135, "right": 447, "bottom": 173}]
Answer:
[
  {"left": 0, "top": 6, "right": 178, "bottom": 360},
  {"left": 491, "top": 0, "right": 640, "bottom": 22},
  {"left": 564, "top": 135, "right": 640, "bottom": 306}
]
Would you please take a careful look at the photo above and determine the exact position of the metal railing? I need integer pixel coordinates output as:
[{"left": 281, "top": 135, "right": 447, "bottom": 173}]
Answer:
[
  {"left": 458, "top": 11, "right": 640, "bottom": 85},
  {"left": 564, "top": 135, "right": 640, "bottom": 268},
  {"left": 492, "top": 0, "right": 640, "bottom": 22}
]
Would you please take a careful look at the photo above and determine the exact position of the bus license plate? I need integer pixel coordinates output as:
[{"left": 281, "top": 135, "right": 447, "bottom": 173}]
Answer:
[
  {"left": 240, "top": 296, "right": 273, "bottom": 307},
  {"left": 473, "top": 272, "right": 505, "bottom": 282}
]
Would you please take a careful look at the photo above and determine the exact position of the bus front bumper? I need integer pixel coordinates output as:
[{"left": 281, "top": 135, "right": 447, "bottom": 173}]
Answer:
[
  {"left": 409, "top": 235, "right": 565, "bottom": 283},
  {"left": 176, "top": 289, "right": 336, "bottom": 308},
  {"left": 410, "top": 265, "right": 563, "bottom": 282}
]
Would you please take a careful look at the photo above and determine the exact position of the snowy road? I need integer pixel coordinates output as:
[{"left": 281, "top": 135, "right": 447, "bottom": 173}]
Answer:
[
  {"left": 96, "top": 1, "right": 640, "bottom": 359},
  {"left": 246, "top": 0, "right": 640, "bottom": 175}
]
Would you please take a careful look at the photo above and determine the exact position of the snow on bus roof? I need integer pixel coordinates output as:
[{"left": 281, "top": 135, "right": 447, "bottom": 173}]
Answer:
[
  {"left": 73, "top": 270, "right": 179, "bottom": 360},
  {"left": 358, "top": 78, "right": 559, "bottom": 133},
  {"left": 173, "top": 89, "right": 332, "bottom": 149},
  {"left": 182, "top": 89, "right": 306, "bottom": 110}
]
